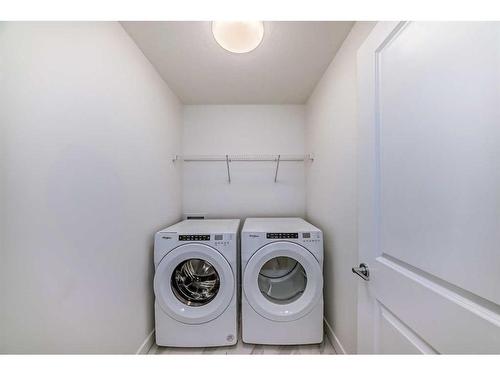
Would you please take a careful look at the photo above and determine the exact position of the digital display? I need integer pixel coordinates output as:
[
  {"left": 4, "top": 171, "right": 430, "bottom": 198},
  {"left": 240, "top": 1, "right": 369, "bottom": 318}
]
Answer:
[
  {"left": 302, "top": 233, "right": 311, "bottom": 239},
  {"left": 179, "top": 235, "right": 210, "bottom": 241},
  {"left": 214, "top": 234, "right": 223, "bottom": 241},
  {"left": 266, "top": 233, "right": 299, "bottom": 239}
]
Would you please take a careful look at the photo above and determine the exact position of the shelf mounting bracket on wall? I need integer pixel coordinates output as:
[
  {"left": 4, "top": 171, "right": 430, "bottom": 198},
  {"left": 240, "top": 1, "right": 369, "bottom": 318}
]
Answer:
[
  {"left": 225, "top": 154, "right": 231, "bottom": 184},
  {"left": 274, "top": 154, "right": 281, "bottom": 183}
]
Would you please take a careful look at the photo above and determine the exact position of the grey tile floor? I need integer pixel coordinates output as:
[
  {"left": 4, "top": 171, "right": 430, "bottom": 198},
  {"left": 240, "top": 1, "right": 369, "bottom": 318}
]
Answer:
[{"left": 148, "top": 334, "right": 336, "bottom": 355}]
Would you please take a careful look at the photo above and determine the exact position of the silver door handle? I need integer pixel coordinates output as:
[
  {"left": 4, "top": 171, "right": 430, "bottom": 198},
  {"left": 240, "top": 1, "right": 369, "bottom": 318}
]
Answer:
[{"left": 352, "top": 263, "right": 370, "bottom": 281}]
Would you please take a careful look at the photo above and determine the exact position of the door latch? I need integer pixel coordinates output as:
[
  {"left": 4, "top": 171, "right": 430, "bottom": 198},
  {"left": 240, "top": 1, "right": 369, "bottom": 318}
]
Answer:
[{"left": 352, "top": 263, "right": 370, "bottom": 281}]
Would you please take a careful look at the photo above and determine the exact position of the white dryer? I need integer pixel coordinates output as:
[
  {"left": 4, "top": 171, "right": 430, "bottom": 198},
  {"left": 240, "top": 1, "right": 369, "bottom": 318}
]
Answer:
[
  {"left": 241, "top": 218, "right": 323, "bottom": 345},
  {"left": 153, "top": 219, "right": 240, "bottom": 347}
]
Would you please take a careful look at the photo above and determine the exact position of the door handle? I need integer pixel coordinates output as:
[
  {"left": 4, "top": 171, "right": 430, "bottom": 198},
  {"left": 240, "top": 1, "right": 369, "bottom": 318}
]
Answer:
[{"left": 352, "top": 263, "right": 370, "bottom": 281}]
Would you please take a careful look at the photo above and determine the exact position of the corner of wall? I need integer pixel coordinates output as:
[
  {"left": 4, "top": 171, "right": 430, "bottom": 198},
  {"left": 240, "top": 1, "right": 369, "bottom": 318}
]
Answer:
[{"left": 305, "top": 22, "right": 377, "bottom": 355}]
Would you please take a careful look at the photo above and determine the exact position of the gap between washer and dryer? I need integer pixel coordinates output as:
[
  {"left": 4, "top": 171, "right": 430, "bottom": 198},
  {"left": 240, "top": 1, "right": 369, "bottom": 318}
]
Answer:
[{"left": 147, "top": 333, "right": 336, "bottom": 355}]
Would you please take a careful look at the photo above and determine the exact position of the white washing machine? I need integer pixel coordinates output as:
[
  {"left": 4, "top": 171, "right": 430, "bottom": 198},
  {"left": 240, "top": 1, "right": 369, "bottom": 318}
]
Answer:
[
  {"left": 153, "top": 219, "right": 240, "bottom": 347},
  {"left": 241, "top": 218, "right": 323, "bottom": 345}
]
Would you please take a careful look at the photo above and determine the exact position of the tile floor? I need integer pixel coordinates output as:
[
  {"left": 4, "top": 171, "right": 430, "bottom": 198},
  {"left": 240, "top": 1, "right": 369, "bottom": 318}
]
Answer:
[{"left": 148, "top": 334, "right": 336, "bottom": 355}]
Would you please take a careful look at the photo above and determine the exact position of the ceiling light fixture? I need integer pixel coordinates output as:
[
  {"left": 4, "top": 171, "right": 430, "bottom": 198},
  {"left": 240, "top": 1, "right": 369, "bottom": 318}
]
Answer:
[{"left": 212, "top": 21, "right": 264, "bottom": 54}]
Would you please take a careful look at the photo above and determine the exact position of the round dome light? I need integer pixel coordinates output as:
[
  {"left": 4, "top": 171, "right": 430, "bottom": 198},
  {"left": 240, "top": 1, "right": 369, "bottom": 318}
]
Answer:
[{"left": 212, "top": 21, "right": 264, "bottom": 54}]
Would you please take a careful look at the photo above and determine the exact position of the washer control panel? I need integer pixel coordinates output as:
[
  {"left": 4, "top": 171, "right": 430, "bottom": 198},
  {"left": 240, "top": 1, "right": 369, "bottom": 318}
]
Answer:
[
  {"left": 302, "top": 232, "right": 321, "bottom": 243},
  {"left": 179, "top": 234, "right": 210, "bottom": 241},
  {"left": 215, "top": 234, "right": 231, "bottom": 246},
  {"left": 266, "top": 233, "right": 299, "bottom": 239}
]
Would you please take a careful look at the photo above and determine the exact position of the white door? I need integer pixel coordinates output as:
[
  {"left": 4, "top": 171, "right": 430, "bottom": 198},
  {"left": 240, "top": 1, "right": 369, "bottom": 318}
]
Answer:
[{"left": 357, "top": 21, "right": 500, "bottom": 354}]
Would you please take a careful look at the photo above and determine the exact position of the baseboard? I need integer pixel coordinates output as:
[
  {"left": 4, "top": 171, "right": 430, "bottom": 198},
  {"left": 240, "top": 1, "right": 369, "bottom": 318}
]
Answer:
[
  {"left": 140, "top": 323, "right": 343, "bottom": 354},
  {"left": 323, "top": 318, "right": 346, "bottom": 355},
  {"left": 136, "top": 329, "right": 155, "bottom": 355}
]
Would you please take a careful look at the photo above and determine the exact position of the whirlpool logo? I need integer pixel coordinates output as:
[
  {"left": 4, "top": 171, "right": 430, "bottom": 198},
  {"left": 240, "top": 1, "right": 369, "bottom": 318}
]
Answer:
[{"left": 248, "top": 234, "right": 260, "bottom": 238}]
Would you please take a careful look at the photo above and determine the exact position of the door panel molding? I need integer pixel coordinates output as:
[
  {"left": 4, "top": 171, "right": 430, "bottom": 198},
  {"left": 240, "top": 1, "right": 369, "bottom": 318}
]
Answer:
[
  {"left": 376, "top": 258, "right": 500, "bottom": 353},
  {"left": 380, "top": 253, "right": 500, "bottom": 321},
  {"left": 379, "top": 303, "right": 437, "bottom": 354},
  {"left": 375, "top": 21, "right": 500, "bottom": 305}
]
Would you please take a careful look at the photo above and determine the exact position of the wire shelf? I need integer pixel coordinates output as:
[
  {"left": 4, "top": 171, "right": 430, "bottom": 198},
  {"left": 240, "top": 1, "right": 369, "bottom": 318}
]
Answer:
[
  {"left": 173, "top": 154, "right": 313, "bottom": 162},
  {"left": 172, "top": 154, "right": 314, "bottom": 183}
]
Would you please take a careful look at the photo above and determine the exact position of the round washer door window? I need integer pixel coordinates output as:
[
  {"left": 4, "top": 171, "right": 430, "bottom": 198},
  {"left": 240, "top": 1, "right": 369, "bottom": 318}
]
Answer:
[
  {"left": 154, "top": 243, "right": 234, "bottom": 324},
  {"left": 171, "top": 258, "right": 220, "bottom": 306},
  {"left": 243, "top": 241, "right": 322, "bottom": 322}
]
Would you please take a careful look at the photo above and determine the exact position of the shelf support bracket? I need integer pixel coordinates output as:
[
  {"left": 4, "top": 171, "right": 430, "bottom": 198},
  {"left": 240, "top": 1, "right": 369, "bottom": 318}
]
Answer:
[
  {"left": 274, "top": 154, "right": 281, "bottom": 183},
  {"left": 226, "top": 154, "right": 231, "bottom": 184}
]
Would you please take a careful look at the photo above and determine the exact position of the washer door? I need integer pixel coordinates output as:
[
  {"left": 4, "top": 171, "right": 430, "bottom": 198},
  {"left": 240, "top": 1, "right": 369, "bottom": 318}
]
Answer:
[
  {"left": 154, "top": 243, "right": 235, "bottom": 324},
  {"left": 243, "top": 241, "right": 322, "bottom": 322}
]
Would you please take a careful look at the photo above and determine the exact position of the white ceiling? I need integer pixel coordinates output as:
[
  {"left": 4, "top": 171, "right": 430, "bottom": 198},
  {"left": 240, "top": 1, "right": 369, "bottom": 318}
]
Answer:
[{"left": 121, "top": 21, "right": 353, "bottom": 104}]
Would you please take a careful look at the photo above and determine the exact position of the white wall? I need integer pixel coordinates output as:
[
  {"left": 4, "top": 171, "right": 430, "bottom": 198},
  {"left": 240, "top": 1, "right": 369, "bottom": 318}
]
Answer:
[
  {"left": 305, "top": 22, "right": 376, "bottom": 354},
  {"left": 0, "top": 22, "right": 182, "bottom": 353},
  {"left": 182, "top": 105, "right": 306, "bottom": 219}
]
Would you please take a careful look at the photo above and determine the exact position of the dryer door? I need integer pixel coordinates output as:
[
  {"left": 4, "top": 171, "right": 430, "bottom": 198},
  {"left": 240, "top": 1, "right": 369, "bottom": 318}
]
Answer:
[
  {"left": 243, "top": 241, "right": 323, "bottom": 322},
  {"left": 154, "top": 243, "right": 235, "bottom": 324}
]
